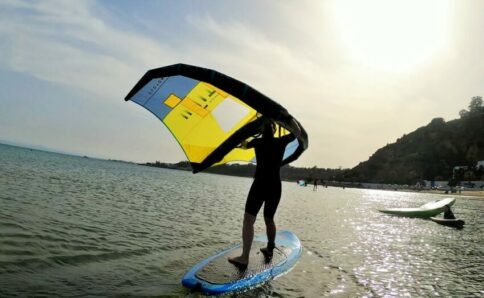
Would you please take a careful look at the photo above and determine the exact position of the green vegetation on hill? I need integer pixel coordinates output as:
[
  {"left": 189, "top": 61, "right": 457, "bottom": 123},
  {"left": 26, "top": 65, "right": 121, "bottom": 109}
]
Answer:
[{"left": 344, "top": 96, "right": 484, "bottom": 184}]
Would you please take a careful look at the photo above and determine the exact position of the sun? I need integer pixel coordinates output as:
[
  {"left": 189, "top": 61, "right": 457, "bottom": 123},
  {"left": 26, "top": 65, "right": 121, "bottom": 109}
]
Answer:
[{"left": 330, "top": 0, "right": 451, "bottom": 73}]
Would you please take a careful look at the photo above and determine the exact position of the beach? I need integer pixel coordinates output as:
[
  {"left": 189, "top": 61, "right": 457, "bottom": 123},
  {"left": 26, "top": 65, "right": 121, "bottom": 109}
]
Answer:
[{"left": 412, "top": 189, "right": 484, "bottom": 199}]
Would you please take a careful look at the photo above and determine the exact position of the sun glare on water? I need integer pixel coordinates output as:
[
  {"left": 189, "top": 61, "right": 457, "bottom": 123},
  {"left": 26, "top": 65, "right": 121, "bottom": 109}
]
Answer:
[{"left": 331, "top": 0, "right": 451, "bottom": 73}]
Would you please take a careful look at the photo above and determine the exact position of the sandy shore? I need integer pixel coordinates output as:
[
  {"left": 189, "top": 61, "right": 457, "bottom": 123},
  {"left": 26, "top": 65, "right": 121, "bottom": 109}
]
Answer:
[{"left": 414, "top": 189, "right": 484, "bottom": 199}]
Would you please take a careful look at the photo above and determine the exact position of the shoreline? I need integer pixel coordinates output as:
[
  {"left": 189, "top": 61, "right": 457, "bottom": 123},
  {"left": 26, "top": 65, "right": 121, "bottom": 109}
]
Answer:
[
  {"left": 418, "top": 189, "right": 484, "bottom": 199},
  {"left": 389, "top": 188, "right": 484, "bottom": 199}
]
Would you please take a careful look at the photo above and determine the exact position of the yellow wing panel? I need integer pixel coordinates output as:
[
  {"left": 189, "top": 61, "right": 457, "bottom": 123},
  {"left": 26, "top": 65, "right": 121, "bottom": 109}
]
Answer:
[
  {"left": 214, "top": 148, "right": 256, "bottom": 166},
  {"left": 163, "top": 82, "right": 258, "bottom": 164},
  {"left": 164, "top": 94, "right": 181, "bottom": 108}
]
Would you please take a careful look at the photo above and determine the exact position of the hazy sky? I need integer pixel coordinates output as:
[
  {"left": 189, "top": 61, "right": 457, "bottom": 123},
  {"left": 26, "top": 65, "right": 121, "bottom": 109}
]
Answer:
[{"left": 0, "top": 0, "right": 482, "bottom": 168}]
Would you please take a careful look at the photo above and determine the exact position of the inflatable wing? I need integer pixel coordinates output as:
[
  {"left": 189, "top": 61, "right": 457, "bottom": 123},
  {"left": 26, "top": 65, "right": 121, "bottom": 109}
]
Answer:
[{"left": 125, "top": 63, "right": 308, "bottom": 173}]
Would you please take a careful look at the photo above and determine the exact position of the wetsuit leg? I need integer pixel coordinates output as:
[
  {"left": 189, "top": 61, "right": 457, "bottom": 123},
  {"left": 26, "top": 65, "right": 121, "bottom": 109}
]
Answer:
[
  {"left": 263, "top": 180, "right": 282, "bottom": 218},
  {"left": 245, "top": 179, "right": 265, "bottom": 216}
]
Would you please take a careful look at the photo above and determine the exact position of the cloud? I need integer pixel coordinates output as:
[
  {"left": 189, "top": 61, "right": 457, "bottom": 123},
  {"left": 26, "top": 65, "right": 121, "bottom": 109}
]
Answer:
[
  {"left": 0, "top": 0, "right": 176, "bottom": 99},
  {"left": 182, "top": 14, "right": 412, "bottom": 167}
]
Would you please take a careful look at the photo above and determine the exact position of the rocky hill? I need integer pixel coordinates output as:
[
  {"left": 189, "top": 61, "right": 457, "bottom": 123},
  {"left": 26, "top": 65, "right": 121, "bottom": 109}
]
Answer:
[{"left": 344, "top": 108, "right": 484, "bottom": 184}]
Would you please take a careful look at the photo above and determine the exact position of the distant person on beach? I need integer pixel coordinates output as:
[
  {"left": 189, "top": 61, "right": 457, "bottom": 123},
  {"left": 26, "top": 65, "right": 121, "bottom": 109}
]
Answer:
[
  {"left": 313, "top": 179, "right": 318, "bottom": 191},
  {"left": 443, "top": 205, "right": 456, "bottom": 219},
  {"left": 228, "top": 116, "right": 300, "bottom": 268}
]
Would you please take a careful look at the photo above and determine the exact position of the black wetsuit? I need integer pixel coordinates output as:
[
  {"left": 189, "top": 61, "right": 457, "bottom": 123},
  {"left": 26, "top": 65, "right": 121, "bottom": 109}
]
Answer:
[
  {"left": 245, "top": 134, "right": 295, "bottom": 218},
  {"left": 444, "top": 210, "right": 456, "bottom": 219}
]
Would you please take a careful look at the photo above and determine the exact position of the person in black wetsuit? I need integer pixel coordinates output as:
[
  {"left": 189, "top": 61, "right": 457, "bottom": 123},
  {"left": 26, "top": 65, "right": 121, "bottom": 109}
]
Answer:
[
  {"left": 228, "top": 116, "right": 300, "bottom": 268},
  {"left": 443, "top": 204, "right": 456, "bottom": 219}
]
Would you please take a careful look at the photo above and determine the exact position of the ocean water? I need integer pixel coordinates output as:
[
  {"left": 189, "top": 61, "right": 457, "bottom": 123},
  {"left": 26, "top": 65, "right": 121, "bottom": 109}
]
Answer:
[{"left": 0, "top": 143, "right": 483, "bottom": 297}]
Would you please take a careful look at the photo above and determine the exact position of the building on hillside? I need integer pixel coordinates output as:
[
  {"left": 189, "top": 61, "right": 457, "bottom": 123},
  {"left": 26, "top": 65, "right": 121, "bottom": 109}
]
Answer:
[{"left": 453, "top": 165, "right": 468, "bottom": 172}]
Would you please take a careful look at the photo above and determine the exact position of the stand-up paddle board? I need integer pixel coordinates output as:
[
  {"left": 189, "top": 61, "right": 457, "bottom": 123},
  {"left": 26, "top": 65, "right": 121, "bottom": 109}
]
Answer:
[
  {"left": 182, "top": 230, "right": 302, "bottom": 295},
  {"left": 379, "top": 197, "right": 455, "bottom": 218}
]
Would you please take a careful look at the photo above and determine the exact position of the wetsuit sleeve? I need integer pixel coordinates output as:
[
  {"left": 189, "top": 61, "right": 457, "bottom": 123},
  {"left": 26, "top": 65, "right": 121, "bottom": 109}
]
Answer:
[
  {"left": 279, "top": 133, "right": 296, "bottom": 145},
  {"left": 246, "top": 139, "right": 260, "bottom": 149}
]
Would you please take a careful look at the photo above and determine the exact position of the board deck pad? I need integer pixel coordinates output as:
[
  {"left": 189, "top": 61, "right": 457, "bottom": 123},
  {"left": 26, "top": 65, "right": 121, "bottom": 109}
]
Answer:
[{"left": 195, "top": 241, "right": 290, "bottom": 284}]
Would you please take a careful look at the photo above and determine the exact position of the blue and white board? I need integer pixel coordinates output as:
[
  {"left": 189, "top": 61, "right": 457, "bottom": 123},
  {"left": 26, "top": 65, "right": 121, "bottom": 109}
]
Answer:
[{"left": 182, "top": 230, "right": 302, "bottom": 295}]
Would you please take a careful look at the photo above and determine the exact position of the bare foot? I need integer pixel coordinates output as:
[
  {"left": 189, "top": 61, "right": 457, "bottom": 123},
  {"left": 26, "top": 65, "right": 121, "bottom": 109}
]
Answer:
[
  {"left": 260, "top": 247, "right": 274, "bottom": 260},
  {"left": 228, "top": 256, "right": 248, "bottom": 268}
]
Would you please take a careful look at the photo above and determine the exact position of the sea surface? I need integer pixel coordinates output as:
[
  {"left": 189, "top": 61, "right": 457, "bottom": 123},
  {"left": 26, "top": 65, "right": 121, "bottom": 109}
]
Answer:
[{"left": 0, "top": 143, "right": 483, "bottom": 297}]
